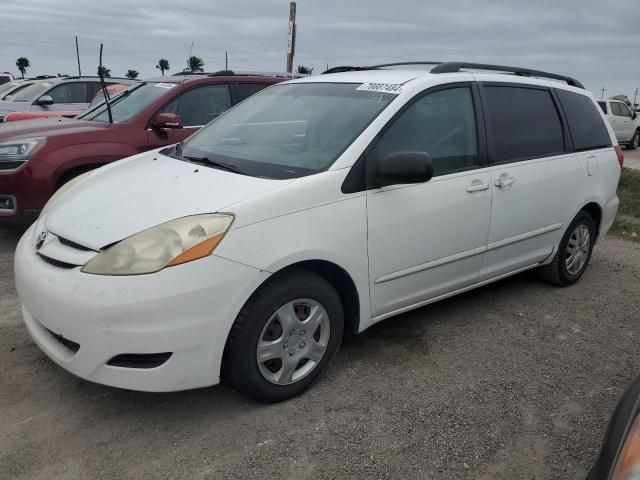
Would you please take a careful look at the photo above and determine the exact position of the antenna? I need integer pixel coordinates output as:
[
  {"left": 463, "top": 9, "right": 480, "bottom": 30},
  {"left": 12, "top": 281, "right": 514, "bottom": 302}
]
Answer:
[{"left": 98, "top": 43, "right": 113, "bottom": 124}]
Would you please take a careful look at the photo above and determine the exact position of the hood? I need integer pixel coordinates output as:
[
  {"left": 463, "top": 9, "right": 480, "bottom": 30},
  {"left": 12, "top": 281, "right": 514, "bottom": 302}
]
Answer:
[
  {"left": 45, "top": 151, "right": 292, "bottom": 250},
  {"left": 0, "top": 116, "right": 108, "bottom": 141},
  {"left": 0, "top": 100, "right": 29, "bottom": 115}
]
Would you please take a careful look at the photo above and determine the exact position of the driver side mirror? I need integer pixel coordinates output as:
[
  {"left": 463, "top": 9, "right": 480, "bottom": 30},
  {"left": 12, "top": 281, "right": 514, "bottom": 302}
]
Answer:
[
  {"left": 151, "top": 113, "right": 183, "bottom": 129},
  {"left": 34, "top": 95, "right": 54, "bottom": 106},
  {"left": 375, "top": 151, "right": 434, "bottom": 188},
  {"left": 633, "top": 112, "right": 637, "bottom": 120}
]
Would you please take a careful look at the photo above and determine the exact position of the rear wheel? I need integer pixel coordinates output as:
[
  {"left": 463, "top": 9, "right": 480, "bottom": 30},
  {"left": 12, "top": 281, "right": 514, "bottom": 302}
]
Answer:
[
  {"left": 628, "top": 129, "right": 640, "bottom": 150},
  {"left": 538, "top": 211, "right": 596, "bottom": 286},
  {"left": 223, "top": 270, "right": 344, "bottom": 403}
]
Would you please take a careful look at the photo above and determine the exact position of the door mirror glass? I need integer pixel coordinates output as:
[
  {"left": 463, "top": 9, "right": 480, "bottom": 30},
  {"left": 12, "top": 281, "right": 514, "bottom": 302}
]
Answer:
[
  {"left": 377, "top": 151, "right": 433, "bottom": 187},
  {"left": 151, "top": 112, "right": 183, "bottom": 129},
  {"left": 35, "top": 95, "right": 54, "bottom": 106}
]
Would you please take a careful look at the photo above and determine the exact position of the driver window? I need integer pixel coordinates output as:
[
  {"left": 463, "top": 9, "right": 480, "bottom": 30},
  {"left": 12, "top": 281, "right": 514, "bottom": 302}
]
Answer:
[
  {"left": 48, "top": 83, "right": 88, "bottom": 104},
  {"left": 374, "top": 87, "right": 478, "bottom": 176},
  {"left": 161, "top": 84, "right": 231, "bottom": 126}
]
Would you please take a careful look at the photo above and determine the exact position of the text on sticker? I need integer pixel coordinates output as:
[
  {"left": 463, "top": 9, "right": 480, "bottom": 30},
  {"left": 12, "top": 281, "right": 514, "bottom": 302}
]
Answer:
[
  {"left": 153, "top": 83, "right": 177, "bottom": 89},
  {"left": 356, "top": 83, "right": 403, "bottom": 94}
]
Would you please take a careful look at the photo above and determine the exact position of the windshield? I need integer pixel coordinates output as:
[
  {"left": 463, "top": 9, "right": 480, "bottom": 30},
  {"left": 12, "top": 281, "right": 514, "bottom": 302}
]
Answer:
[
  {"left": 177, "top": 83, "right": 397, "bottom": 179},
  {"left": 0, "top": 82, "right": 21, "bottom": 95},
  {"left": 11, "top": 82, "right": 51, "bottom": 102},
  {"left": 79, "top": 82, "right": 175, "bottom": 123}
]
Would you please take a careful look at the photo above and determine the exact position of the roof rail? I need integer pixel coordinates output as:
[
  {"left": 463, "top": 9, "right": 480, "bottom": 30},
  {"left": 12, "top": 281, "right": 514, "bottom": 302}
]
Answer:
[
  {"left": 323, "top": 62, "right": 442, "bottom": 74},
  {"left": 431, "top": 62, "right": 584, "bottom": 89},
  {"left": 208, "top": 70, "right": 305, "bottom": 78}
]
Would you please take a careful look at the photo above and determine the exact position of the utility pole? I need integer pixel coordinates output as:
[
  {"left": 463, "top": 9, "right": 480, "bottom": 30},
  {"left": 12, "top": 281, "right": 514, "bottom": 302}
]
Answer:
[
  {"left": 286, "top": 2, "right": 297, "bottom": 73},
  {"left": 633, "top": 88, "right": 639, "bottom": 107},
  {"left": 75, "top": 36, "right": 81, "bottom": 76},
  {"left": 225, "top": 51, "right": 228, "bottom": 70},
  {"left": 600, "top": 87, "right": 606, "bottom": 99}
]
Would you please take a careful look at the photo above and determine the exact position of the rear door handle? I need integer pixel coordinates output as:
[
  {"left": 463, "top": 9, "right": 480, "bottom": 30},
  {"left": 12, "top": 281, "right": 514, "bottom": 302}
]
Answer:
[
  {"left": 466, "top": 183, "right": 490, "bottom": 193},
  {"left": 494, "top": 177, "right": 515, "bottom": 188}
]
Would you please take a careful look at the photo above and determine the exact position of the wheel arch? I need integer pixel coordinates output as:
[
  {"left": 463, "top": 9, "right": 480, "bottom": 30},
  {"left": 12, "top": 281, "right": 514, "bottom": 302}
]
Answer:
[
  {"left": 581, "top": 201, "right": 603, "bottom": 238},
  {"left": 264, "top": 260, "right": 361, "bottom": 338}
]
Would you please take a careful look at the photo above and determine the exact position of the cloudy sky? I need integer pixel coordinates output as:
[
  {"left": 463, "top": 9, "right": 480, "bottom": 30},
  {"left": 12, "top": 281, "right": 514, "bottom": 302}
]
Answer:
[{"left": 1, "top": 0, "right": 639, "bottom": 100}]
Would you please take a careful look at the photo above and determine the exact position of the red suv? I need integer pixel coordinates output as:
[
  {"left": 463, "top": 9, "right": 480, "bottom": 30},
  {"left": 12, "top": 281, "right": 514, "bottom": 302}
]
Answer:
[{"left": 0, "top": 72, "right": 289, "bottom": 219}]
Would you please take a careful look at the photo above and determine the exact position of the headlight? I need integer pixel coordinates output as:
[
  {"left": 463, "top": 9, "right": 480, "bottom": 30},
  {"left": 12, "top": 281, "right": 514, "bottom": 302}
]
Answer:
[
  {"left": 41, "top": 170, "right": 93, "bottom": 216},
  {"left": 82, "top": 214, "right": 234, "bottom": 275},
  {"left": 0, "top": 137, "right": 47, "bottom": 168},
  {"left": 612, "top": 415, "right": 640, "bottom": 480}
]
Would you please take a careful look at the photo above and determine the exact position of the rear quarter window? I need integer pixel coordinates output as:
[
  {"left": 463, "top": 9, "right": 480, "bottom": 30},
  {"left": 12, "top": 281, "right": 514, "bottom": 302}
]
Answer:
[
  {"left": 597, "top": 101, "right": 608, "bottom": 114},
  {"left": 555, "top": 90, "right": 612, "bottom": 151}
]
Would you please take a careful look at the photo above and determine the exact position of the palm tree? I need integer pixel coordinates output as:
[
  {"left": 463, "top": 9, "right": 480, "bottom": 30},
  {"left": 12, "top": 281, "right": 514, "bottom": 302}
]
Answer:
[
  {"left": 187, "top": 56, "right": 204, "bottom": 73},
  {"left": 15, "top": 57, "right": 30, "bottom": 78},
  {"left": 296, "top": 65, "right": 313, "bottom": 75},
  {"left": 97, "top": 66, "right": 111, "bottom": 78},
  {"left": 126, "top": 69, "right": 139, "bottom": 79},
  {"left": 156, "top": 59, "right": 170, "bottom": 76}
]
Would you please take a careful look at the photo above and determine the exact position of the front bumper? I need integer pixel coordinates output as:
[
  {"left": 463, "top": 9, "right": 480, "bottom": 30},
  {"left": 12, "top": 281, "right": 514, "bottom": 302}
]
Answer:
[
  {"left": 14, "top": 224, "right": 270, "bottom": 392},
  {"left": 0, "top": 160, "right": 52, "bottom": 219}
]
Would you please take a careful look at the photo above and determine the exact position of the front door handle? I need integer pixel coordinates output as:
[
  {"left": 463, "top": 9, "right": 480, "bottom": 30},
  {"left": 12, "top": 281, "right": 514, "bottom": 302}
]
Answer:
[
  {"left": 466, "top": 183, "right": 490, "bottom": 193},
  {"left": 494, "top": 176, "right": 515, "bottom": 188}
]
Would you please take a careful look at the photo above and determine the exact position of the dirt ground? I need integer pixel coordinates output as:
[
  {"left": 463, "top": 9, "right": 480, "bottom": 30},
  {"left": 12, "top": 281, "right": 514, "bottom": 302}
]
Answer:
[{"left": 1, "top": 224, "right": 639, "bottom": 480}]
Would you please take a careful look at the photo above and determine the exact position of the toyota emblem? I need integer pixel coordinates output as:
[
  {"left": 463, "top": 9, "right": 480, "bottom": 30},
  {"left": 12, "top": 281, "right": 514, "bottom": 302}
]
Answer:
[{"left": 35, "top": 231, "right": 47, "bottom": 250}]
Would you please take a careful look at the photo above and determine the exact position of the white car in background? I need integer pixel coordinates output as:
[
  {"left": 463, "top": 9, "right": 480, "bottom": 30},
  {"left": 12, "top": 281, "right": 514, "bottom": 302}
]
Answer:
[
  {"left": 14, "top": 62, "right": 621, "bottom": 403},
  {"left": 597, "top": 99, "right": 640, "bottom": 150}
]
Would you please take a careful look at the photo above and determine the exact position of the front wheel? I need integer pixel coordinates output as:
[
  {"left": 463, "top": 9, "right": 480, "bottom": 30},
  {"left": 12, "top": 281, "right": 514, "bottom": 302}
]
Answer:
[
  {"left": 223, "top": 270, "right": 344, "bottom": 403},
  {"left": 538, "top": 211, "right": 596, "bottom": 286},
  {"left": 628, "top": 129, "right": 640, "bottom": 151}
]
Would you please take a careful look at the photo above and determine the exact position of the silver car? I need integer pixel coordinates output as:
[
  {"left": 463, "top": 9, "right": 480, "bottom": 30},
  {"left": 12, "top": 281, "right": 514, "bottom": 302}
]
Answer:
[{"left": 0, "top": 76, "right": 137, "bottom": 122}]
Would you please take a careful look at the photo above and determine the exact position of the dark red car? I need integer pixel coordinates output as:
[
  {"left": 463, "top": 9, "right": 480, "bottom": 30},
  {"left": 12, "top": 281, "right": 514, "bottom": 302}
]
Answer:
[{"left": 0, "top": 72, "right": 289, "bottom": 219}]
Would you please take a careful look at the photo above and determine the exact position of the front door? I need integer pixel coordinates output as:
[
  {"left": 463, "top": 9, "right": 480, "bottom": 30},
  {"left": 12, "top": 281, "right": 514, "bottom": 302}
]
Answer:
[{"left": 366, "top": 84, "right": 492, "bottom": 318}]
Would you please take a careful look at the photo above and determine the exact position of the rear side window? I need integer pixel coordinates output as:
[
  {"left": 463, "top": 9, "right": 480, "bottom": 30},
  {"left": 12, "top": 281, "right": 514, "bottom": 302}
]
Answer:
[
  {"left": 236, "top": 83, "right": 270, "bottom": 102},
  {"left": 556, "top": 90, "right": 612, "bottom": 151},
  {"left": 597, "top": 101, "right": 607, "bottom": 114},
  {"left": 484, "top": 86, "right": 564, "bottom": 163}
]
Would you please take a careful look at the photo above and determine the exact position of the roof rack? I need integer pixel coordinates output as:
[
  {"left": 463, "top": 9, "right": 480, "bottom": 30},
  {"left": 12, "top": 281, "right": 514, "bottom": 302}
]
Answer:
[
  {"left": 322, "top": 61, "right": 584, "bottom": 89},
  {"left": 431, "top": 62, "right": 584, "bottom": 89}
]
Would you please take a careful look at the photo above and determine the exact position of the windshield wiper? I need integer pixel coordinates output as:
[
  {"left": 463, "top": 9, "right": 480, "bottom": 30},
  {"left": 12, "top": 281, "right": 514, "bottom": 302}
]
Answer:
[{"left": 183, "top": 155, "right": 244, "bottom": 174}]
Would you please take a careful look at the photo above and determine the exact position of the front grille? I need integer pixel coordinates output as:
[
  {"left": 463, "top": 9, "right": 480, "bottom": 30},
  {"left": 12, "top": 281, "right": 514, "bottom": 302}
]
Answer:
[
  {"left": 107, "top": 353, "right": 172, "bottom": 369},
  {"left": 37, "top": 253, "right": 76, "bottom": 269},
  {"left": 45, "top": 328, "right": 80, "bottom": 354}
]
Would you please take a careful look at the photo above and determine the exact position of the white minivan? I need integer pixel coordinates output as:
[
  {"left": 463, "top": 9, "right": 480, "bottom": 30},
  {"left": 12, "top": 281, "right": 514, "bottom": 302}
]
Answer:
[{"left": 14, "top": 62, "right": 622, "bottom": 402}]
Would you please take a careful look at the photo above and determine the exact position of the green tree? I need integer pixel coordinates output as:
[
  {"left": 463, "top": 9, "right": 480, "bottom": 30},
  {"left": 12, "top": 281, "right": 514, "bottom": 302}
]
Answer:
[
  {"left": 156, "top": 59, "right": 170, "bottom": 76},
  {"left": 97, "top": 66, "right": 111, "bottom": 78},
  {"left": 611, "top": 94, "right": 632, "bottom": 106},
  {"left": 15, "top": 57, "right": 30, "bottom": 78},
  {"left": 126, "top": 69, "right": 139, "bottom": 79},
  {"left": 187, "top": 55, "right": 205, "bottom": 73},
  {"left": 296, "top": 65, "right": 313, "bottom": 75}
]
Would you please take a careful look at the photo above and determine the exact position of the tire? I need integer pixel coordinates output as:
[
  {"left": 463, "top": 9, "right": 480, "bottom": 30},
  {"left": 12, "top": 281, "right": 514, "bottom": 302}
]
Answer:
[
  {"left": 538, "top": 211, "right": 596, "bottom": 286},
  {"left": 628, "top": 129, "right": 640, "bottom": 151},
  {"left": 223, "top": 269, "right": 344, "bottom": 403}
]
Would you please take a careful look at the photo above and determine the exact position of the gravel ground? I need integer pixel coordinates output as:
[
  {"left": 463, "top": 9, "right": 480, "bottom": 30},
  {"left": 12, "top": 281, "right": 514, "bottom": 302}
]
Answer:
[{"left": 1, "top": 224, "right": 639, "bottom": 480}]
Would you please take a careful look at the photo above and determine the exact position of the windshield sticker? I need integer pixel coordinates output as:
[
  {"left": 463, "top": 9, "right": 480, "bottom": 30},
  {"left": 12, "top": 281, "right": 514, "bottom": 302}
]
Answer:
[
  {"left": 356, "top": 83, "right": 403, "bottom": 94},
  {"left": 153, "top": 83, "right": 176, "bottom": 89}
]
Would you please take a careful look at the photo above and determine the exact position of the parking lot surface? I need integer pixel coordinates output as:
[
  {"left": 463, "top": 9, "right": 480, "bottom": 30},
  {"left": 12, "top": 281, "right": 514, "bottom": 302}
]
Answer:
[
  {"left": 1, "top": 225, "right": 639, "bottom": 480},
  {"left": 625, "top": 149, "right": 640, "bottom": 170}
]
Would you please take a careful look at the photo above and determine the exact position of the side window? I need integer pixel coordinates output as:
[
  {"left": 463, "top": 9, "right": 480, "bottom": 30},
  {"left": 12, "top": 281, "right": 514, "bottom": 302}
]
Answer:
[
  {"left": 597, "top": 101, "right": 608, "bottom": 114},
  {"left": 374, "top": 87, "right": 478, "bottom": 176},
  {"left": 484, "top": 86, "right": 564, "bottom": 163},
  {"left": 161, "top": 84, "right": 231, "bottom": 126},
  {"left": 555, "top": 89, "right": 611, "bottom": 151},
  {"left": 48, "top": 82, "right": 89, "bottom": 104},
  {"left": 236, "top": 83, "right": 269, "bottom": 103},
  {"left": 611, "top": 102, "right": 622, "bottom": 116},
  {"left": 617, "top": 103, "right": 632, "bottom": 118}
]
